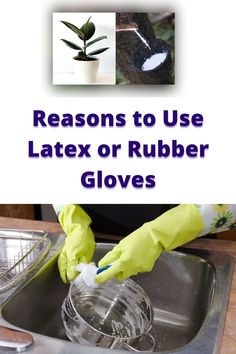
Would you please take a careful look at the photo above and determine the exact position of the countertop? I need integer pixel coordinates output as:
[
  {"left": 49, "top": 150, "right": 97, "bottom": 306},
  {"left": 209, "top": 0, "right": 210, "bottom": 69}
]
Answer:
[{"left": 0, "top": 217, "right": 235, "bottom": 354}]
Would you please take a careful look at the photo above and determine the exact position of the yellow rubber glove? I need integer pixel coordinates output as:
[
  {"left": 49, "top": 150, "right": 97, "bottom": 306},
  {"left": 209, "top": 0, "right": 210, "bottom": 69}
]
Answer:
[
  {"left": 57, "top": 205, "right": 95, "bottom": 283},
  {"left": 96, "top": 204, "right": 204, "bottom": 283}
]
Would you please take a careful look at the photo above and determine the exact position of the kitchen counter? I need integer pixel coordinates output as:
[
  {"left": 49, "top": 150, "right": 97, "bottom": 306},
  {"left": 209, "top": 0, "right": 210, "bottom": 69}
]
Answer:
[{"left": 0, "top": 217, "right": 235, "bottom": 354}]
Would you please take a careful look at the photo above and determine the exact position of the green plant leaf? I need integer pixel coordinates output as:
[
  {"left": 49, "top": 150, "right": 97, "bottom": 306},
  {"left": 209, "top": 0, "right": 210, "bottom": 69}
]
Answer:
[
  {"left": 80, "top": 20, "right": 95, "bottom": 40},
  {"left": 84, "top": 36, "right": 107, "bottom": 49},
  {"left": 61, "top": 21, "right": 84, "bottom": 39},
  {"left": 88, "top": 47, "right": 110, "bottom": 56},
  {"left": 82, "top": 16, "right": 91, "bottom": 39},
  {"left": 61, "top": 39, "right": 82, "bottom": 50}
]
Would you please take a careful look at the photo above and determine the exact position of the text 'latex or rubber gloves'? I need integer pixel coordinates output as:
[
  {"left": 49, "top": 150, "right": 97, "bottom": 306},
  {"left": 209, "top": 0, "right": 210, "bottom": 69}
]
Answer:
[
  {"left": 57, "top": 205, "right": 95, "bottom": 283},
  {"left": 96, "top": 204, "right": 204, "bottom": 283}
]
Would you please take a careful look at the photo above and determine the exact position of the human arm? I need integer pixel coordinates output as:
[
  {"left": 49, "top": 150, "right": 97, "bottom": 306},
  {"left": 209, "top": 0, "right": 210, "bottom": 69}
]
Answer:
[
  {"left": 96, "top": 204, "right": 236, "bottom": 283},
  {"left": 53, "top": 204, "right": 95, "bottom": 283}
]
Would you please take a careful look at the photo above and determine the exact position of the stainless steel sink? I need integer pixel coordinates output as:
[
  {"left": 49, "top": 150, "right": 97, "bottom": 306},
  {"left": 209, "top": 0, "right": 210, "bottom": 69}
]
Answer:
[{"left": 0, "top": 240, "right": 234, "bottom": 354}]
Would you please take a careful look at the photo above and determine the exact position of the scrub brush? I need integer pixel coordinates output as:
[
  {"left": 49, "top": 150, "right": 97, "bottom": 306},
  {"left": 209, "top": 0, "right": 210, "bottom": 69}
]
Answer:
[{"left": 74, "top": 263, "right": 111, "bottom": 288}]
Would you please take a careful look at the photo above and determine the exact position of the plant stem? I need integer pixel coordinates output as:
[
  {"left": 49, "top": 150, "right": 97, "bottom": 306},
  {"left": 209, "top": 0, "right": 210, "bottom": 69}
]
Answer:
[{"left": 84, "top": 39, "right": 86, "bottom": 57}]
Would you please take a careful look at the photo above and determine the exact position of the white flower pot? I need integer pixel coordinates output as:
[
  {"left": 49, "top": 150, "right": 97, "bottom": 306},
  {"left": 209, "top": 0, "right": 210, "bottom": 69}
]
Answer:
[{"left": 73, "top": 58, "right": 99, "bottom": 84}]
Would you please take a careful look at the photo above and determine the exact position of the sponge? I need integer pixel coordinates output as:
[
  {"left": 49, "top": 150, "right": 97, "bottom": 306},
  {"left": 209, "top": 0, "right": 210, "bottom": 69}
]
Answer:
[{"left": 74, "top": 263, "right": 98, "bottom": 288}]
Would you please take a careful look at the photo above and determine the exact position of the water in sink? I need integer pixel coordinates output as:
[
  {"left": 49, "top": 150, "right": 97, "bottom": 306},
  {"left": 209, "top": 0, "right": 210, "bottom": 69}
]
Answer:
[
  {"left": 64, "top": 294, "right": 136, "bottom": 338},
  {"left": 61, "top": 276, "right": 153, "bottom": 348}
]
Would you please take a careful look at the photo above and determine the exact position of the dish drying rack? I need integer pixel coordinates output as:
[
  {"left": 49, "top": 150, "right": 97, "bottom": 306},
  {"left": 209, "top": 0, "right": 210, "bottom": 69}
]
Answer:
[{"left": 0, "top": 229, "right": 51, "bottom": 293}]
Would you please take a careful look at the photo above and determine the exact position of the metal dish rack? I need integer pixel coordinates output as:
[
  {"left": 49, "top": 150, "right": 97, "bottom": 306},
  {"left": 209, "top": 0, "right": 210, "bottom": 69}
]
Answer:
[{"left": 0, "top": 229, "right": 51, "bottom": 293}]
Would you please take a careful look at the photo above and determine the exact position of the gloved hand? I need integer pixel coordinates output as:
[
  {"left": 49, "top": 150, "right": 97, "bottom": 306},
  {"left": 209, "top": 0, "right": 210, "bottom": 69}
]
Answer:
[
  {"left": 96, "top": 204, "right": 203, "bottom": 283},
  {"left": 57, "top": 205, "right": 95, "bottom": 283}
]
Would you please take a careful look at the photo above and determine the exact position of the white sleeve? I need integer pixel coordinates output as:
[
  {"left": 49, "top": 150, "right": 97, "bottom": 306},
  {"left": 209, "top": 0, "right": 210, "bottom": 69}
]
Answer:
[{"left": 195, "top": 204, "right": 236, "bottom": 236}]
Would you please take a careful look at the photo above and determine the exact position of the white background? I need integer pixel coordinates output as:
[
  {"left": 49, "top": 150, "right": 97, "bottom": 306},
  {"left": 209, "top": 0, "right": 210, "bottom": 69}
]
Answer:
[
  {"left": 0, "top": 0, "right": 236, "bottom": 203},
  {"left": 53, "top": 12, "right": 116, "bottom": 84}
]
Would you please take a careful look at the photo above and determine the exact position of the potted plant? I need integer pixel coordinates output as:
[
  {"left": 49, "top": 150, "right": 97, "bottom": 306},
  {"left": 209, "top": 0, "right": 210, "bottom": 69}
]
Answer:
[{"left": 61, "top": 17, "right": 109, "bottom": 84}]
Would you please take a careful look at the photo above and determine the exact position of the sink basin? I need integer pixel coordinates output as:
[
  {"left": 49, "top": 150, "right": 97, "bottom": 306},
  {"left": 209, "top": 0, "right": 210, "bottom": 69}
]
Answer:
[{"left": 0, "top": 242, "right": 234, "bottom": 354}]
